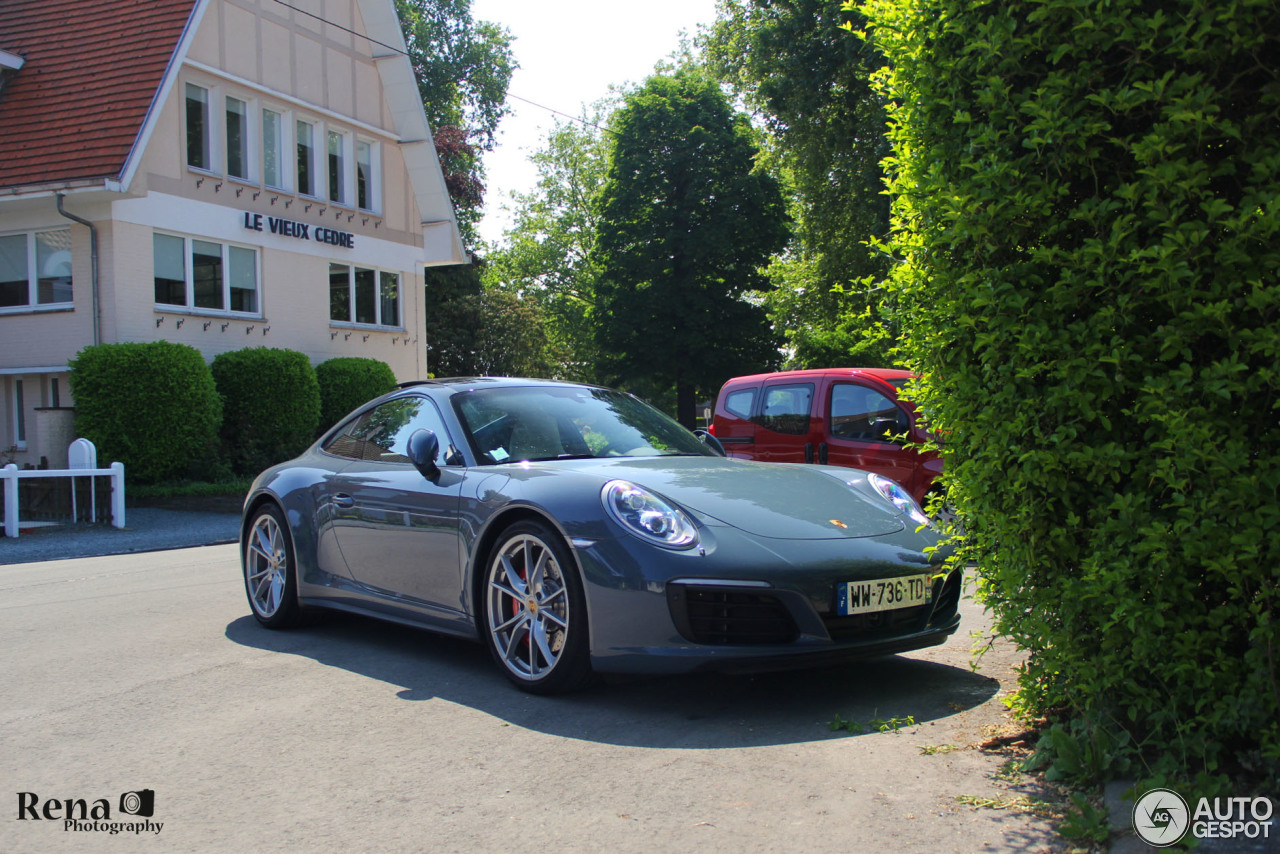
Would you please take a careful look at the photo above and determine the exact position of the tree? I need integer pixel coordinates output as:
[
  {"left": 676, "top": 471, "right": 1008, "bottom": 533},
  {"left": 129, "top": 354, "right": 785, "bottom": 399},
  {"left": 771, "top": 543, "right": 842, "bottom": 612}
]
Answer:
[
  {"left": 484, "top": 104, "right": 615, "bottom": 382},
  {"left": 703, "top": 0, "right": 893, "bottom": 367},
  {"left": 861, "top": 0, "right": 1280, "bottom": 779},
  {"left": 595, "top": 71, "right": 789, "bottom": 427},
  {"left": 395, "top": 0, "right": 514, "bottom": 244}
]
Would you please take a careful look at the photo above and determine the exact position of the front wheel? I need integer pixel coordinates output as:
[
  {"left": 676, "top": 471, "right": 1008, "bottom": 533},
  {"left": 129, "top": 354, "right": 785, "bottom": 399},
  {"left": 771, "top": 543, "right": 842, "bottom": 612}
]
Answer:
[
  {"left": 243, "top": 504, "right": 302, "bottom": 628},
  {"left": 482, "top": 520, "right": 591, "bottom": 694}
]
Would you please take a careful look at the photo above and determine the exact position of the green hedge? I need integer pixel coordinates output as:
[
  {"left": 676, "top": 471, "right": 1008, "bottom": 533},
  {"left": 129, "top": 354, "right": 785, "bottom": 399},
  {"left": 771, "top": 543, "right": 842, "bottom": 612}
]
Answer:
[
  {"left": 315, "top": 357, "right": 397, "bottom": 433},
  {"left": 861, "top": 0, "right": 1279, "bottom": 779},
  {"left": 212, "top": 348, "right": 320, "bottom": 475},
  {"left": 68, "top": 342, "right": 222, "bottom": 484}
]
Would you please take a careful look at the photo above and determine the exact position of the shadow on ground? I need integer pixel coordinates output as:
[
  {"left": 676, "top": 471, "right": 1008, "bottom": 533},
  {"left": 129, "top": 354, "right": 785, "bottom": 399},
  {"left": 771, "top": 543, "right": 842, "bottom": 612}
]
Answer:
[{"left": 226, "top": 611, "right": 999, "bottom": 749}]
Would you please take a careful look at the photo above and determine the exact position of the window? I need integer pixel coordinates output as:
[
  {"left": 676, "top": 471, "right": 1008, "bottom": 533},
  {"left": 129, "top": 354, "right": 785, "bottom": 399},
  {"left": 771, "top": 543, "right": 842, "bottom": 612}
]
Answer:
[
  {"left": 754, "top": 383, "right": 814, "bottom": 435},
  {"left": 323, "top": 397, "right": 453, "bottom": 466},
  {"left": 50, "top": 377, "right": 60, "bottom": 409},
  {"left": 226, "top": 96, "right": 249, "bottom": 180},
  {"left": 13, "top": 379, "right": 26, "bottom": 448},
  {"left": 356, "top": 139, "right": 374, "bottom": 210},
  {"left": 327, "top": 130, "right": 347, "bottom": 205},
  {"left": 379, "top": 271, "right": 399, "bottom": 327},
  {"left": 297, "top": 120, "right": 316, "bottom": 196},
  {"left": 830, "top": 384, "right": 908, "bottom": 443},
  {"left": 262, "top": 109, "right": 283, "bottom": 189},
  {"left": 186, "top": 83, "right": 211, "bottom": 170},
  {"left": 329, "top": 263, "right": 399, "bottom": 327},
  {"left": 0, "top": 229, "right": 73, "bottom": 309},
  {"left": 153, "top": 233, "right": 259, "bottom": 314},
  {"left": 724, "top": 388, "right": 756, "bottom": 419}
]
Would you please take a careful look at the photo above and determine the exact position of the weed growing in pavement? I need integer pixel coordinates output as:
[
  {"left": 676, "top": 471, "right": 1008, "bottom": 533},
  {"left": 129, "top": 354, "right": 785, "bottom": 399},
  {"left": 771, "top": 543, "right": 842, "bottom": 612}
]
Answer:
[{"left": 828, "top": 710, "right": 917, "bottom": 734}]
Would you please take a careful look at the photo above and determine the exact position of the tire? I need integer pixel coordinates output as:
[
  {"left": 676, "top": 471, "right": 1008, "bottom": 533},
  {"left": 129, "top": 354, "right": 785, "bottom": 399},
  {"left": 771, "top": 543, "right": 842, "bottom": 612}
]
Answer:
[
  {"left": 482, "top": 520, "right": 592, "bottom": 694},
  {"left": 243, "top": 503, "right": 303, "bottom": 629}
]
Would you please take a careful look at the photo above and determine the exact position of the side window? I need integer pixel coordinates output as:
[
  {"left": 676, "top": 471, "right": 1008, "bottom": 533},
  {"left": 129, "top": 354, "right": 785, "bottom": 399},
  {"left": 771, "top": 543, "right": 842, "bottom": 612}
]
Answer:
[
  {"left": 754, "top": 383, "right": 814, "bottom": 435},
  {"left": 322, "top": 411, "right": 370, "bottom": 460},
  {"left": 353, "top": 397, "right": 451, "bottom": 464},
  {"left": 830, "top": 384, "right": 909, "bottom": 443},
  {"left": 723, "top": 388, "right": 756, "bottom": 419}
]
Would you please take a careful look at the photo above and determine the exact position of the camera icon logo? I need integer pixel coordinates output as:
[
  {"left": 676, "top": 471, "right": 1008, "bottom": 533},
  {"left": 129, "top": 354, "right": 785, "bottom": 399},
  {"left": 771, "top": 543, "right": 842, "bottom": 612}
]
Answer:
[{"left": 119, "top": 789, "right": 155, "bottom": 817}]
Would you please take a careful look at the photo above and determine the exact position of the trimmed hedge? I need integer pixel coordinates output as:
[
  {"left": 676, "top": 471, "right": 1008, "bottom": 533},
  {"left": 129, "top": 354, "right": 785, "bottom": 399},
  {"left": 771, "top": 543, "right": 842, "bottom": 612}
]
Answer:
[
  {"left": 68, "top": 342, "right": 222, "bottom": 484},
  {"left": 212, "top": 348, "right": 320, "bottom": 475},
  {"left": 315, "top": 357, "right": 397, "bottom": 433},
  {"left": 861, "top": 0, "right": 1280, "bottom": 779}
]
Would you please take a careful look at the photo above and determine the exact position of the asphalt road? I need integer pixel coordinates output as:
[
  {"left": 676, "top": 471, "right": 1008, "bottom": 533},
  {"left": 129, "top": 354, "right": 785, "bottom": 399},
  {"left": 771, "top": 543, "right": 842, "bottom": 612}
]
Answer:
[{"left": 1, "top": 545, "right": 1061, "bottom": 853}]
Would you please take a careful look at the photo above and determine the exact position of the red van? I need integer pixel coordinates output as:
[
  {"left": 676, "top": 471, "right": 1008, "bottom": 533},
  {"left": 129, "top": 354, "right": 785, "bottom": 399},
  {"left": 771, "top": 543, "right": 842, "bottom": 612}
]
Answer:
[{"left": 710, "top": 368, "right": 941, "bottom": 506}]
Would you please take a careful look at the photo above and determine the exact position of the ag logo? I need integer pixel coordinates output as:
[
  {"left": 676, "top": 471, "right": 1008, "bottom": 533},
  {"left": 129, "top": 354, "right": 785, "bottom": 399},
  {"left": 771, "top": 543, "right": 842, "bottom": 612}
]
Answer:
[{"left": 1133, "top": 788, "right": 1190, "bottom": 846}]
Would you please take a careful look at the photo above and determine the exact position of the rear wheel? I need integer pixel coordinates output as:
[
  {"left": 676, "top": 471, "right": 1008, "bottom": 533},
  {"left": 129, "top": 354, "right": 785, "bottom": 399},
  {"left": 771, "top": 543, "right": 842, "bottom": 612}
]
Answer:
[
  {"left": 243, "top": 504, "right": 302, "bottom": 628},
  {"left": 482, "top": 520, "right": 591, "bottom": 694}
]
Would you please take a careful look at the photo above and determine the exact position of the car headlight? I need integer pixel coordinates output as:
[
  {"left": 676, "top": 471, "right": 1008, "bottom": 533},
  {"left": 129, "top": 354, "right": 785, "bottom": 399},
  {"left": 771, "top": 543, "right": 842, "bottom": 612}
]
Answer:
[
  {"left": 602, "top": 480, "right": 699, "bottom": 549},
  {"left": 867, "top": 473, "right": 933, "bottom": 529}
]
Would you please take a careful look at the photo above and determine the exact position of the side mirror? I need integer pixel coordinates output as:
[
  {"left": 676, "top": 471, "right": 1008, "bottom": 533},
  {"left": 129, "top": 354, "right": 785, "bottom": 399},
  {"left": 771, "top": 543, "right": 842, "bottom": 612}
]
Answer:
[
  {"left": 406, "top": 429, "right": 441, "bottom": 480},
  {"left": 693, "top": 429, "right": 726, "bottom": 457}
]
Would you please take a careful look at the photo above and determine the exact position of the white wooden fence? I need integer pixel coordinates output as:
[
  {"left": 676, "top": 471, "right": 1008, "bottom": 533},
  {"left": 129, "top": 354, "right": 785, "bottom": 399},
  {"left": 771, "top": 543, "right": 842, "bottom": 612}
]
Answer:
[{"left": 1, "top": 438, "right": 126, "bottom": 538}]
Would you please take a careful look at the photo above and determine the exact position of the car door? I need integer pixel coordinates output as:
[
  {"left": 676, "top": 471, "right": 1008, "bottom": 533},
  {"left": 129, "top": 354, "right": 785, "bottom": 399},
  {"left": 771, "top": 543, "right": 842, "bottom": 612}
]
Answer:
[
  {"left": 713, "top": 382, "right": 761, "bottom": 459},
  {"left": 325, "top": 395, "right": 467, "bottom": 615},
  {"left": 751, "top": 380, "right": 820, "bottom": 463},
  {"left": 823, "top": 379, "right": 920, "bottom": 488}
]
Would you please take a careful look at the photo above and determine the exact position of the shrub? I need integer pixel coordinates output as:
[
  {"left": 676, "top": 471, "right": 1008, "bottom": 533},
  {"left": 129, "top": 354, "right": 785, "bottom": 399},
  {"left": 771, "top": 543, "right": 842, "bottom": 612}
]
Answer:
[
  {"left": 315, "top": 357, "right": 397, "bottom": 432},
  {"left": 68, "top": 342, "right": 222, "bottom": 484},
  {"left": 860, "top": 0, "right": 1280, "bottom": 778},
  {"left": 212, "top": 348, "right": 320, "bottom": 475}
]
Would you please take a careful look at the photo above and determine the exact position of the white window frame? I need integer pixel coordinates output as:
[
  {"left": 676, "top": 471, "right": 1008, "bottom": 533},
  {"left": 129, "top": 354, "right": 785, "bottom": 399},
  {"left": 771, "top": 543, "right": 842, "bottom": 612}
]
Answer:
[
  {"left": 262, "top": 106, "right": 290, "bottom": 192},
  {"left": 185, "top": 82, "right": 216, "bottom": 174},
  {"left": 12, "top": 378, "right": 26, "bottom": 450},
  {"left": 153, "top": 232, "right": 261, "bottom": 317},
  {"left": 328, "top": 263, "right": 402, "bottom": 329},
  {"left": 326, "top": 129, "right": 352, "bottom": 207},
  {"left": 296, "top": 118, "right": 319, "bottom": 198},
  {"left": 355, "top": 136, "right": 381, "bottom": 213},
  {"left": 0, "top": 228, "right": 74, "bottom": 314},
  {"left": 225, "top": 94, "right": 254, "bottom": 182}
]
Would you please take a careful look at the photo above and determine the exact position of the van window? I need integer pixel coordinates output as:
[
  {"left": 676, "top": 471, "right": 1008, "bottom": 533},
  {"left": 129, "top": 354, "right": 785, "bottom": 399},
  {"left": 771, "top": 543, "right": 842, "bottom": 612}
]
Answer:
[
  {"left": 831, "top": 384, "right": 908, "bottom": 443},
  {"left": 724, "top": 388, "right": 756, "bottom": 419},
  {"left": 755, "top": 383, "right": 813, "bottom": 435}
]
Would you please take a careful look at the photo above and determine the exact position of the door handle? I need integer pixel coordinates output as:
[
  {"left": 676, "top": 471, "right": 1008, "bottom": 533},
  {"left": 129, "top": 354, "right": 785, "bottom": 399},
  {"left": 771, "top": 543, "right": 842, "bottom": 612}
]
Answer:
[
  {"left": 332, "top": 493, "right": 354, "bottom": 508},
  {"left": 819, "top": 442, "right": 828, "bottom": 465},
  {"left": 804, "top": 443, "right": 814, "bottom": 464}
]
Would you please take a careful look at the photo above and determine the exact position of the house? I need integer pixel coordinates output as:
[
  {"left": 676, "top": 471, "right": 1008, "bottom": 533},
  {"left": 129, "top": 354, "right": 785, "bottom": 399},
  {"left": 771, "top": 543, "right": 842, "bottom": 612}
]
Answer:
[{"left": 0, "top": 0, "right": 465, "bottom": 467}]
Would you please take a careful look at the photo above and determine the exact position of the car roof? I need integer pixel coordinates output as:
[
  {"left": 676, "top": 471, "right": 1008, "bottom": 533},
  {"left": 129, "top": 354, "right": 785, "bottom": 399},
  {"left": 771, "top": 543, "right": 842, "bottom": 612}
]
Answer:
[
  {"left": 397, "top": 376, "right": 602, "bottom": 393},
  {"left": 721, "top": 367, "right": 916, "bottom": 385}
]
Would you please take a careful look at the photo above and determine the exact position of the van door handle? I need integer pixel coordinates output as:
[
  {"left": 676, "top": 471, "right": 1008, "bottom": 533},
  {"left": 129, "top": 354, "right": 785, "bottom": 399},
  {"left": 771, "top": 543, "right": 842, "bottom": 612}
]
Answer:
[
  {"left": 804, "top": 443, "right": 814, "bottom": 464},
  {"left": 332, "top": 493, "right": 355, "bottom": 508},
  {"left": 819, "top": 443, "right": 828, "bottom": 465}
]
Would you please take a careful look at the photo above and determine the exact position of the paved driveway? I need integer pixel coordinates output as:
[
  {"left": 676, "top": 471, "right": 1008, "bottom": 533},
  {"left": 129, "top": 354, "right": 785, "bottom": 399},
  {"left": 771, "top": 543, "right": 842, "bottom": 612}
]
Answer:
[{"left": 1, "top": 545, "right": 1059, "bottom": 853}]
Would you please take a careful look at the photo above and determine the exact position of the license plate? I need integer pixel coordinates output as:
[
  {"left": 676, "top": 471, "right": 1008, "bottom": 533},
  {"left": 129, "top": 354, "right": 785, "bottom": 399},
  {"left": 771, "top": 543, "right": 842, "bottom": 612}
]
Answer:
[{"left": 837, "top": 574, "right": 932, "bottom": 616}]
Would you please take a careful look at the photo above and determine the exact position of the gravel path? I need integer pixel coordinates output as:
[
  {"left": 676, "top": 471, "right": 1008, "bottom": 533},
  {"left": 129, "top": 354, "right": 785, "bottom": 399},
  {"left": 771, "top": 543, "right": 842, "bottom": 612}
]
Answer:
[{"left": 0, "top": 508, "right": 241, "bottom": 565}]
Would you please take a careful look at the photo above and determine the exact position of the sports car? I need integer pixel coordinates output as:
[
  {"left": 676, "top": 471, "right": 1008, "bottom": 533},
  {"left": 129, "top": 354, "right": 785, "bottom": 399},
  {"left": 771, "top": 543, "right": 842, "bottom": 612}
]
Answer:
[{"left": 240, "top": 377, "right": 962, "bottom": 693}]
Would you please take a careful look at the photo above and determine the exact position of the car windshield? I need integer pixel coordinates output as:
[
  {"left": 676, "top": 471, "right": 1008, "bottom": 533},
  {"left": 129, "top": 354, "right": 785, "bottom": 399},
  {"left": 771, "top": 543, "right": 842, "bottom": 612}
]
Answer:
[{"left": 451, "top": 385, "right": 716, "bottom": 464}]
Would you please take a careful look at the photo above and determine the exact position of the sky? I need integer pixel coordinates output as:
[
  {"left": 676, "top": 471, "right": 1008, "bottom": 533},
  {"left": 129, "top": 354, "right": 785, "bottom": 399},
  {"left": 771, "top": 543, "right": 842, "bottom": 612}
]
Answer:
[{"left": 468, "top": 0, "right": 721, "bottom": 246}]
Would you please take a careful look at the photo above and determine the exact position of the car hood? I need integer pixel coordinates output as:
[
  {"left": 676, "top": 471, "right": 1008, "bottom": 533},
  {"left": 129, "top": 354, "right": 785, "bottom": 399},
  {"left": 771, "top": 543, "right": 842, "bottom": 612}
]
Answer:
[{"left": 523, "top": 456, "right": 905, "bottom": 540}]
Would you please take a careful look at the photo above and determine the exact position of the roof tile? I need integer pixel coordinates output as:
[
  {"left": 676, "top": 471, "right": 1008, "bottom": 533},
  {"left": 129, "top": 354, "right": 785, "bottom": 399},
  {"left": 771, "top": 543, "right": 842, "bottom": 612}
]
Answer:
[{"left": 0, "top": 0, "right": 198, "bottom": 189}]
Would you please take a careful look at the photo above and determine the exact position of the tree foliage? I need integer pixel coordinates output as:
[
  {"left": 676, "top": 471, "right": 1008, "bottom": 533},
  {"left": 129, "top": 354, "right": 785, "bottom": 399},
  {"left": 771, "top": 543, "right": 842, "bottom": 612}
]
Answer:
[
  {"left": 595, "top": 71, "right": 789, "bottom": 426},
  {"left": 484, "top": 105, "right": 615, "bottom": 382},
  {"left": 861, "top": 0, "right": 1280, "bottom": 778},
  {"left": 425, "top": 261, "right": 554, "bottom": 378},
  {"left": 705, "top": 0, "right": 893, "bottom": 366},
  {"left": 395, "top": 0, "right": 514, "bottom": 244}
]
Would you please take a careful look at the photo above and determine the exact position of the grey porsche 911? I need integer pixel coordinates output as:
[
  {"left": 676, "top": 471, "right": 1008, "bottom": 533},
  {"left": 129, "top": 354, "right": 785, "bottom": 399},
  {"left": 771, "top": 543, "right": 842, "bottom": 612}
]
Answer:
[{"left": 240, "top": 377, "right": 961, "bottom": 693}]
